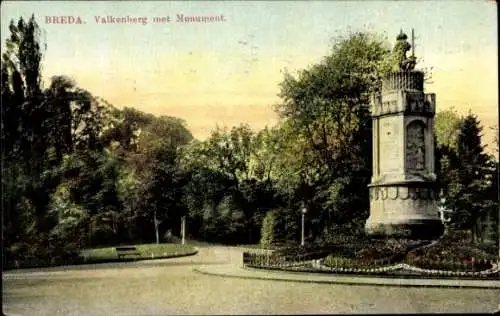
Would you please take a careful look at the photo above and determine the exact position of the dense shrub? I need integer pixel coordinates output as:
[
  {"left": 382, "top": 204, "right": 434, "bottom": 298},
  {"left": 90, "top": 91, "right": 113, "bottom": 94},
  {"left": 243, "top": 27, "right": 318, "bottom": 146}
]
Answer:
[
  {"left": 406, "top": 243, "right": 497, "bottom": 271},
  {"left": 260, "top": 210, "right": 276, "bottom": 249},
  {"left": 437, "top": 230, "right": 474, "bottom": 246},
  {"left": 273, "top": 237, "right": 375, "bottom": 261},
  {"left": 6, "top": 238, "right": 82, "bottom": 269},
  {"left": 270, "top": 237, "right": 425, "bottom": 263},
  {"left": 355, "top": 239, "right": 427, "bottom": 263},
  {"left": 274, "top": 244, "right": 352, "bottom": 261},
  {"left": 317, "top": 239, "right": 427, "bottom": 268},
  {"left": 477, "top": 242, "right": 499, "bottom": 256},
  {"left": 316, "top": 233, "right": 371, "bottom": 245}
]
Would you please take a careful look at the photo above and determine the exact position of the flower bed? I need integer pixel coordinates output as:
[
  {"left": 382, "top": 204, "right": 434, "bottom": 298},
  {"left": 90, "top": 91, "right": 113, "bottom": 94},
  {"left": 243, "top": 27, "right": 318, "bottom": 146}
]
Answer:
[
  {"left": 355, "top": 238, "right": 428, "bottom": 264},
  {"left": 243, "top": 234, "right": 500, "bottom": 279},
  {"left": 405, "top": 245, "right": 496, "bottom": 272},
  {"left": 272, "top": 237, "right": 390, "bottom": 262},
  {"left": 273, "top": 244, "right": 354, "bottom": 261},
  {"left": 324, "top": 255, "right": 385, "bottom": 269}
]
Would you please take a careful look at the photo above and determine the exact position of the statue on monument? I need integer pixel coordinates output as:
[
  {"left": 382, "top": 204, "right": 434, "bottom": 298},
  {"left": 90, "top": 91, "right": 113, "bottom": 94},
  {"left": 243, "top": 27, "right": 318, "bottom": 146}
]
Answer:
[{"left": 391, "top": 29, "right": 417, "bottom": 72}]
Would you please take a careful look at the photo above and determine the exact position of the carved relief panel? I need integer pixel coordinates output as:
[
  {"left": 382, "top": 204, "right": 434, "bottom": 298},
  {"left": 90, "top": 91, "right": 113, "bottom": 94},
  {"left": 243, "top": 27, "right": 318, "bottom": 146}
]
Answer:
[
  {"left": 379, "top": 118, "right": 401, "bottom": 173},
  {"left": 406, "top": 121, "right": 426, "bottom": 172}
]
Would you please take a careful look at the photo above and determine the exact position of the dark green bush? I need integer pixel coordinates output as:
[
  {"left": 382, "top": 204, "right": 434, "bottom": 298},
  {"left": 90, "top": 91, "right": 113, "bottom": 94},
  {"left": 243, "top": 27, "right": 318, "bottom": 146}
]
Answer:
[
  {"left": 438, "top": 230, "right": 473, "bottom": 246},
  {"left": 406, "top": 243, "right": 497, "bottom": 271},
  {"left": 4, "top": 236, "right": 83, "bottom": 270},
  {"left": 274, "top": 243, "right": 357, "bottom": 261},
  {"left": 354, "top": 238, "right": 426, "bottom": 263},
  {"left": 259, "top": 210, "right": 276, "bottom": 249},
  {"left": 477, "top": 242, "right": 499, "bottom": 256}
]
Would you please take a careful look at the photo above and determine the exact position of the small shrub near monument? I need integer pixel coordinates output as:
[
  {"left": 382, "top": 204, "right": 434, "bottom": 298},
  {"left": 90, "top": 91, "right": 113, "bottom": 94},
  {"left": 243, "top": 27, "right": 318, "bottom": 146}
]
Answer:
[{"left": 259, "top": 210, "right": 276, "bottom": 249}]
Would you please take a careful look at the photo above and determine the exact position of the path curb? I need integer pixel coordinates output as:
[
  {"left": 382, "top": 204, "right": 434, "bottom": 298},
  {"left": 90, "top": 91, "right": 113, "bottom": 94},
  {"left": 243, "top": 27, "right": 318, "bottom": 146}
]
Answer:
[
  {"left": 4, "top": 247, "right": 200, "bottom": 273},
  {"left": 193, "top": 264, "right": 500, "bottom": 289}
]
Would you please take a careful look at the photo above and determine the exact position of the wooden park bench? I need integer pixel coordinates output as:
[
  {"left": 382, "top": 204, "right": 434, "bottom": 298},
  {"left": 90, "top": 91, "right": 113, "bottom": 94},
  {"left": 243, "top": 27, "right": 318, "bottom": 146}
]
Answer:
[{"left": 115, "top": 246, "right": 141, "bottom": 260}]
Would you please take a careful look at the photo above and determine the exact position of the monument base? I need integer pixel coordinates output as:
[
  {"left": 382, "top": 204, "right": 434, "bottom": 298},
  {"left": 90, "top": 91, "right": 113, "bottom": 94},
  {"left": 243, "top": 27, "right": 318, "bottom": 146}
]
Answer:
[
  {"left": 365, "top": 218, "right": 444, "bottom": 240},
  {"left": 365, "top": 182, "right": 444, "bottom": 240}
]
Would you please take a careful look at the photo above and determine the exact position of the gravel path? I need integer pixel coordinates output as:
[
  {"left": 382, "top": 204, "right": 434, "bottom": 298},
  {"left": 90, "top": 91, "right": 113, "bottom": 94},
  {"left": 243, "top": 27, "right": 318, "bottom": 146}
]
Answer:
[{"left": 3, "top": 246, "right": 500, "bottom": 315}]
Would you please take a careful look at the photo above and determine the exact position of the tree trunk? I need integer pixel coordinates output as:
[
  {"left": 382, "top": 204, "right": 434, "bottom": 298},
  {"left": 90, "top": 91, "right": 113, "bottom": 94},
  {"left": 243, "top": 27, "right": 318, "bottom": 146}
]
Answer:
[
  {"left": 155, "top": 224, "right": 159, "bottom": 245},
  {"left": 154, "top": 210, "right": 160, "bottom": 244},
  {"left": 479, "top": 220, "right": 485, "bottom": 243},
  {"left": 471, "top": 224, "right": 476, "bottom": 244},
  {"left": 247, "top": 219, "right": 252, "bottom": 244}
]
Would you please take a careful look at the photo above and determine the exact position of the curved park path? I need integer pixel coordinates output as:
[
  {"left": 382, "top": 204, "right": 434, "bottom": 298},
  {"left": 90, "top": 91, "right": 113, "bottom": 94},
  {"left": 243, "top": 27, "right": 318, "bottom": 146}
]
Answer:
[{"left": 3, "top": 246, "right": 500, "bottom": 315}]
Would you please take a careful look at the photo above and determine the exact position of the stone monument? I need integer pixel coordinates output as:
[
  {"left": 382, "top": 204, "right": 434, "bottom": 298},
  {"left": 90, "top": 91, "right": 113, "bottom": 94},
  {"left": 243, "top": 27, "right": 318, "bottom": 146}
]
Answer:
[{"left": 364, "top": 30, "right": 444, "bottom": 240}]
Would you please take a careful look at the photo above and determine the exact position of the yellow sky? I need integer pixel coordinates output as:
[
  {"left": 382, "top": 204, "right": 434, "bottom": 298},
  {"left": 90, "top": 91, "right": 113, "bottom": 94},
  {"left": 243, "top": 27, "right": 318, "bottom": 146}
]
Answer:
[{"left": 1, "top": 1, "right": 498, "bottom": 153}]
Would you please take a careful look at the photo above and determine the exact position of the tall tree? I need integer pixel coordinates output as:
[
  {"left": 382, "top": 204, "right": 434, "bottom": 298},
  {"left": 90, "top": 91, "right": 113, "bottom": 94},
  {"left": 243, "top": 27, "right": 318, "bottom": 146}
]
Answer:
[
  {"left": 127, "top": 116, "right": 193, "bottom": 243},
  {"left": 275, "top": 31, "right": 392, "bottom": 238},
  {"left": 443, "top": 114, "right": 495, "bottom": 241},
  {"left": 100, "top": 106, "right": 155, "bottom": 153},
  {"left": 2, "top": 15, "right": 52, "bottom": 241},
  {"left": 434, "top": 108, "right": 463, "bottom": 207},
  {"left": 179, "top": 124, "right": 286, "bottom": 244},
  {"left": 435, "top": 108, "right": 462, "bottom": 150}
]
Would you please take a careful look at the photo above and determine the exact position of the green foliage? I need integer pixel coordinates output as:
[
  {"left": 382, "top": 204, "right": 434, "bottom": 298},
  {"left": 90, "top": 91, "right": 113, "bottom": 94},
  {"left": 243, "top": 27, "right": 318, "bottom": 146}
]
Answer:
[
  {"left": 101, "top": 107, "right": 154, "bottom": 152},
  {"left": 438, "top": 114, "right": 497, "bottom": 241},
  {"left": 4, "top": 15, "right": 495, "bottom": 271},
  {"left": 260, "top": 210, "right": 276, "bottom": 248},
  {"left": 273, "top": 31, "right": 393, "bottom": 240},
  {"left": 1, "top": 15, "right": 198, "bottom": 266},
  {"left": 179, "top": 124, "right": 285, "bottom": 244},
  {"left": 355, "top": 239, "right": 426, "bottom": 263},
  {"left": 178, "top": 32, "right": 406, "bottom": 245},
  {"left": 435, "top": 108, "right": 462, "bottom": 150},
  {"left": 48, "top": 182, "right": 86, "bottom": 241}
]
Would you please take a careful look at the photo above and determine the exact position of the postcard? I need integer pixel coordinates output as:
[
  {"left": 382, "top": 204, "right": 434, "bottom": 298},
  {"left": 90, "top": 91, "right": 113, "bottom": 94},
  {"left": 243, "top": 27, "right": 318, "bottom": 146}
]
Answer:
[{"left": 1, "top": 1, "right": 499, "bottom": 315}]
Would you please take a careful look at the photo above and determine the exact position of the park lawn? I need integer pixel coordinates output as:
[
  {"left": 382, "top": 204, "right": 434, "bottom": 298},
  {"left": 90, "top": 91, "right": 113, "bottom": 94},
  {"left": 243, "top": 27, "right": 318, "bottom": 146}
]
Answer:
[{"left": 80, "top": 243, "right": 198, "bottom": 263}]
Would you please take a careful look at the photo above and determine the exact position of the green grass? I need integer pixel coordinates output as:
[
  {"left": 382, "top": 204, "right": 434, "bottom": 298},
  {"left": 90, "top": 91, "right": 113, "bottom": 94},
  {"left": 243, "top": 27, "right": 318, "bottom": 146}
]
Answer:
[{"left": 80, "top": 243, "right": 198, "bottom": 263}]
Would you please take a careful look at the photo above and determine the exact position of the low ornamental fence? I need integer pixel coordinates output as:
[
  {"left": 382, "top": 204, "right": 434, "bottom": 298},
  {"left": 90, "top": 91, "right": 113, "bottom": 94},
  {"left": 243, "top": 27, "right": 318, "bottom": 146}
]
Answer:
[{"left": 243, "top": 252, "right": 314, "bottom": 269}]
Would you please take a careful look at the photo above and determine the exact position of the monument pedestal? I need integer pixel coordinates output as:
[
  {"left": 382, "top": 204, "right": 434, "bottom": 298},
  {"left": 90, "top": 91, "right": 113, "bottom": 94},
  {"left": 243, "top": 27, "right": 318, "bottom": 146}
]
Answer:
[{"left": 365, "top": 182, "right": 443, "bottom": 239}]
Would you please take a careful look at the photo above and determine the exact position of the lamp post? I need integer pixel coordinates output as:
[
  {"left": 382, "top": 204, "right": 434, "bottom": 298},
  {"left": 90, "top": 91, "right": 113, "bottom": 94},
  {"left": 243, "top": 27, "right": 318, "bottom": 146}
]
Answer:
[
  {"left": 497, "top": 156, "right": 500, "bottom": 259},
  {"left": 181, "top": 216, "right": 186, "bottom": 245},
  {"left": 301, "top": 207, "right": 307, "bottom": 246}
]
